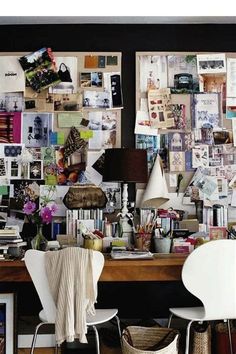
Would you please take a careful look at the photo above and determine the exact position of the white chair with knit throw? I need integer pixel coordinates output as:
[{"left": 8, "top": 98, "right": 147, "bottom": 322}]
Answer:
[
  {"left": 24, "top": 248, "right": 121, "bottom": 354},
  {"left": 168, "top": 239, "right": 236, "bottom": 354}
]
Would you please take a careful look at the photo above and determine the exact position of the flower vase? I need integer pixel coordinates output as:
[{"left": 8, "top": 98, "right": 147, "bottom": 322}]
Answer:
[{"left": 31, "top": 225, "right": 48, "bottom": 251}]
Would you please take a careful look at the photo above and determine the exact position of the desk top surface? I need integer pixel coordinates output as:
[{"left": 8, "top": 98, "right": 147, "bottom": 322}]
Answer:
[{"left": 0, "top": 253, "right": 187, "bottom": 282}]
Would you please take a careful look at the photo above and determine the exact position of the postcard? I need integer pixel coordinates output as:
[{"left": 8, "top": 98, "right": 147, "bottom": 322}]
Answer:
[
  {"left": 88, "top": 111, "right": 102, "bottom": 130},
  {"left": 139, "top": 55, "right": 167, "bottom": 93},
  {"left": 107, "top": 56, "right": 118, "bottom": 66},
  {"left": 208, "top": 146, "right": 223, "bottom": 167},
  {"left": 98, "top": 56, "right": 106, "bottom": 68},
  {"left": 192, "top": 168, "right": 217, "bottom": 197},
  {"left": 148, "top": 88, "right": 174, "bottom": 129},
  {"left": 227, "top": 58, "right": 236, "bottom": 97},
  {"left": 49, "top": 56, "right": 77, "bottom": 94},
  {"left": 19, "top": 47, "right": 60, "bottom": 92},
  {"left": 168, "top": 132, "right": 186, "bottom": 151},
  {"left": 58, "top": 112, "right": 84, "bottom": 128},
  {"left": 29, "top": 160, "right": 43, "bottom": 179},
  {"left": 102, "top": 130, "right": 116, "bottom": 149},
  {"left": 168, "top": 55, "right": 199, "bottom": 92},
  {"left": 102, "top": 111, "right": 117, "bottom": 131},
  {"left": 0, "top": 112, "right": 21, "bottom": 144},
  {"left": 54, "top": 93, "right": 82, "bottom": 111},
  {"left": 83, "top": 90, "right": 111, "bottom": 109},
  {"left": 85, "top": 150, "right": 105, "bottom": 185},
  {"left": 0, "top": 92, "right": 24, "bottom": 112},
  {"left": 169, "top": 104, "right": 186, "bottom": 130},
  {"left": 213, "top": 130, "right": 233, "bottom": 145},
  {"left": 134, "top": 111, "right": 158, "bottom": 136},
  {"left": 193, "top": 93, "right": 221, "bottom": 129},
  {"left": 84, "top": 56, "right": 98, "bottom": 68},
  {"left": 169, "top": 151, "right": 185, "bottom": 172},
  {"left": 9, "top": 179, "right": 44, "bottom": 211},
  {"left": 25, "top": 94, "right": 54, "bottom": 112},
  {"left": 194, "top": 127, "right": 213, "bottom": 145},
  {"left": 5, "top": 157, "right": 21, "bottom": 179},
  {"left": 0, "top": 56, "right": 25, "bottom": 93},
  {"left": 22, "top": 112, "right": 53, "bottom": 148},
  {"left": 197, "top": 53, "right": 226, "bottom": 74},
  {"left": 103, "top": 72, "right": 123, "bottom": 108},
  {"left": 80, "top": 72, "right": 91, "bottom": 87}
]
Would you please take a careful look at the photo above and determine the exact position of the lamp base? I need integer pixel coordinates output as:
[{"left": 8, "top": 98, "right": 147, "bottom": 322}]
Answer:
[{"left": 119, "top": 216, "right": 133, "bottom": 246}]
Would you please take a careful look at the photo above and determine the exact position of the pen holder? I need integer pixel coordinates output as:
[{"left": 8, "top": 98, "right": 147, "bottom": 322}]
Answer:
[
  {"left": 154, "top": 237, "right": 171, "bottom": 253},
  {"left": 83, "top": 239, "right": 103, "bottom": 252},
  {"left": 134, "top": 233, "right": 152, "bottom": 251}
]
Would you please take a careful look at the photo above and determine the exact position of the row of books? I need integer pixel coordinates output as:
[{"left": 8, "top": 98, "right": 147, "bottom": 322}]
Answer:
[{"left": 203, "top": 205, "right": 228, "bottom": 231}]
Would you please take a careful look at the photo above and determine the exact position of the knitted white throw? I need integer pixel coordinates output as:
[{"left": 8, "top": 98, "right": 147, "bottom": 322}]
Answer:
[{"left": 45, "top": 247, "right": 96, "bottom": 344}]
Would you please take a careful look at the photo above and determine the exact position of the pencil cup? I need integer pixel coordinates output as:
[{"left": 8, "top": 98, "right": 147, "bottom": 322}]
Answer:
[
  {"left": 134, "top": 233, "right": 152, "bottom": 251},
  {"left": 154, "top": 237, "right": 171, "bottom": 253},
  {"left": 83, "top": 239, "right": 103, "bottom": 251}
]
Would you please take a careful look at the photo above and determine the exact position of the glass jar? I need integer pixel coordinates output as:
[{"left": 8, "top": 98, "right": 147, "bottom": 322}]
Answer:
[{"left": 31, "top": 224, "right": 48, "bottom": 251}]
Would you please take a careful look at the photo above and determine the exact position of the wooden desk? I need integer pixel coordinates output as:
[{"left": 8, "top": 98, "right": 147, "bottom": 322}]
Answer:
[{"left": 0, "top": 254, "right": 186, "bottom": 282}]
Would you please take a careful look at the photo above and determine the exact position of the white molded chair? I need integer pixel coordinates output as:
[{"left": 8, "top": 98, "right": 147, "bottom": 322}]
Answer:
[
  {"left": 168, "top": 239, "right": 236, "bottom": 354},
  {"left": 24, "top": 249, "right": 121, "bottom": 354}
]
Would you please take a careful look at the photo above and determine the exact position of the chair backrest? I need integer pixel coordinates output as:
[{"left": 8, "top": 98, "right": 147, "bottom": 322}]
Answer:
[
  {"left": 24, "top": 249, "right": 105, "bottom": 323},
  {"left": 182, "top": 239, "right": 236, "bottom": 319}
]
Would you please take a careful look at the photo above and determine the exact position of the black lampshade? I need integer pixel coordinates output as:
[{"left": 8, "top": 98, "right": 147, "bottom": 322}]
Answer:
[{"left": 103, "top": 148, "right": 148, "bottom": 183}]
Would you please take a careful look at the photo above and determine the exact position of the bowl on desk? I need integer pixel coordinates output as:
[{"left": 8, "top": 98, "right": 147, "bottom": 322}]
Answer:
[{"left": 83, "top": 238, "right": 103, "bottom": 252}]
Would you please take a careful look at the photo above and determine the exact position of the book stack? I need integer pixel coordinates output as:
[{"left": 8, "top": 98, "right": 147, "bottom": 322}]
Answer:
[{"left": 0, "top": 226, "right": 26, "bottom": 259}]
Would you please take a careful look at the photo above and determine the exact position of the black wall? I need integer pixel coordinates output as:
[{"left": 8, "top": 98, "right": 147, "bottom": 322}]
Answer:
[
  {"left": 1, "top": 22, "right": 234, "bottom": 317},
  {"left": 2, "top": 23, "right": 236, "bottom": 148}
]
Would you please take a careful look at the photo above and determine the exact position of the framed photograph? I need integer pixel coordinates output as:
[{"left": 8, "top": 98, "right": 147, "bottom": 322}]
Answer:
[
  {"left": 209, "top": 226, "right": 227, "bottom": 240},
  {"left": 0, "top": 292, "right": 16, "bottom": 353}
]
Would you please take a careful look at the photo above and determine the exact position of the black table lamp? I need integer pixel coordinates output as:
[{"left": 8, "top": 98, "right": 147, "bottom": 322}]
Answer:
[{"left": 103, "top": 148, "right": 148, "bottom": 218}]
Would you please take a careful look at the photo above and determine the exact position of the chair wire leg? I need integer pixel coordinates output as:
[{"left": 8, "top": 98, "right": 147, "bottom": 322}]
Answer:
[
  {"left": 30, "top": 322, "right": 46, "bottom": 354},
  {"left": 227, "top": 319, "right": 233, "bottom": 354},
  {"left": 115, "top": 315, "right": 122, "bottom": 338},
  {"left": 92, "top": 325, "right": 100, "bottom": 354},
  {"left": 54, "top": 343, "right": 59, "bottom": 354},
  {"left": 185, "top": 320, "right": 193, "bottom": 354},
  {"left": 167, "top": 313, "right": 173, "bottom": 328}
]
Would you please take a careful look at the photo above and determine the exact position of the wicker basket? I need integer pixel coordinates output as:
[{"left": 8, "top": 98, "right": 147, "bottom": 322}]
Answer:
[
  {"left": 192, "top": 323, "right": 211, "bottom": 354},
  {"left": 122, "top": 326, "right": 179, "bottom": 354}
]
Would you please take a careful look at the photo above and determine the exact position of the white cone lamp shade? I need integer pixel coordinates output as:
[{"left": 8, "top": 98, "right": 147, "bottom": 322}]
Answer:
[{"left": 141, "top": 155, "right": 169, "bottom": 208}]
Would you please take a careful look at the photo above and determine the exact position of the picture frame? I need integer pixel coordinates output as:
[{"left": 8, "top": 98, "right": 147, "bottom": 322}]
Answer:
[{"left": 0, "top": 292, "right": 17, "bottom": 353}]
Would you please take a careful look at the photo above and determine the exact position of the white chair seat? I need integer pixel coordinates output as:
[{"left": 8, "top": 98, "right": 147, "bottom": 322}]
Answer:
[
  {"left": 169, "top": 306, "right": 205, "bottom": 321},
  {"left": 39, "top": 308, "right": 118, "bottom": 326}
]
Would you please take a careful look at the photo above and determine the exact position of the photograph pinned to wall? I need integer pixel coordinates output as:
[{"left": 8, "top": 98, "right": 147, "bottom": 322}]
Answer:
[
  {"left": 103, "top": 72, "right": 123, "bottom": 108},
  {"left": 40, "top": 185, "right": 69, "bottom": 217},
  {"left": 213, "top": 130, "right": 233, "bottom": 145},
  {"left": 192, "top": 145, "right": 209, "bottom": 168},
  {"left": 169, "top": 151, "right": 185, "bottom": 172},
  {"left": 0, "top": 56, "right": 25, "bottom": 93},
  {"left": 102, "top": 111, "right": 117, "bottom": 130},
  {"left": 6, "top": 158, "right": 21, "bottom": 179},
  {"left": 19, "top": 47, "right": 61, "bottom": 92},
  {"left": 25, "top": 89, "right": 54, "bottom": 112},
  {"left": 0, "top": 92, "right": 24, "bottom": 112},
  {"left": 192, "top": 168, "right": 217, "bottom": 197},
  {"left": 194, "top": 127, "right": 213, "bottom": 145},
  {"left": 106, "top": 56, "right": 118, "bottom": 66},
  {"left": 168, "top": 132, "right": 186, "bottom": 151},
  {"left": 170, "top": 104, "right": 186, "bottom": 130},
  {"left": 91, "top": 72, "right": 103, "bottom": 87},
  {"left": 9, "top": 179, "right": 44, "bottom": 211},
  {"left": 100, "top": 182, "right": 121, "bottom": 212},
  {"left": 193, "top": 93, "right": 221, "bottom": 129},
  {"left": 134, "top": 111, "right": 158, "bottom": 136},
  {"left": 148, "top": 88, "right": 174, "bottom": 129},
  {"left": 2, "top": 144, "right": 23, "bottom": 157},
  {"left": 197, "top": 53, "right": 226, "bottom": 74},
  {"left": 139, "top": 55, "right": 167, "bottom": 93},
  {"left": 208, "top": 146, "right": 223, "bottom": 167},
  {"left": 88, "top": 111, "right": 102, "bottom": 130},
  {"left": 135, "top": 134, "right": 160, "bottom": 172},
  {"left": 49, "top": 57, "right": 77, "bottom": 94},
  {"left": 22, "top": 112, "right": 53, "bottom": 148},
  {"left": 98, "top": 56, "right": 106, "bottom": 68},
  {"left": 80, "top": 72, "right": 91, "bottom": 87},
  {"left": 54, "top": 93, "right": 82, "bottom": 112},
  {"left": 0, "top": 292, "right": 16, "bottom": 354},
  {"left": 83, "top": 90, "right": 111, "bottom": 109},
  {"left": 167, "top": 55, "right": 199, "bottom": 93},
  {"left": 0, "top": 112, "right": 22, "bottom": 143},
  {"left": 84, "top": 55, "right": 98, "bottom": 69},
  {"left": 102, "top": 130, "right": 116, "bottom": 149},
  {"left": 29, "top": 160, "right": 43, "bottom": 179}
]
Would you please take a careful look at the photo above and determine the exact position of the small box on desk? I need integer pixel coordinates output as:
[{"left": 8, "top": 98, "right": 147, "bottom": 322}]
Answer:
[
  {"left": 102, "top": 236, "right": 129, "bottom": 252},
  {"left": 179, "top": 219, "right": 199, "bottom": 233}
]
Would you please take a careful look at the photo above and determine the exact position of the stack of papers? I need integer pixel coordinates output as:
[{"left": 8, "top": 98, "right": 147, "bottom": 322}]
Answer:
[{"left": 111, "top": 250, "right": 154, "bottom": 260}]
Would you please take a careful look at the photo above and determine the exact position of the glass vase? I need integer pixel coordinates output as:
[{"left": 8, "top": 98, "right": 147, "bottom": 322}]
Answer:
[{"left": 31, "top": 225, "right": 48, "bottom": 251}]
